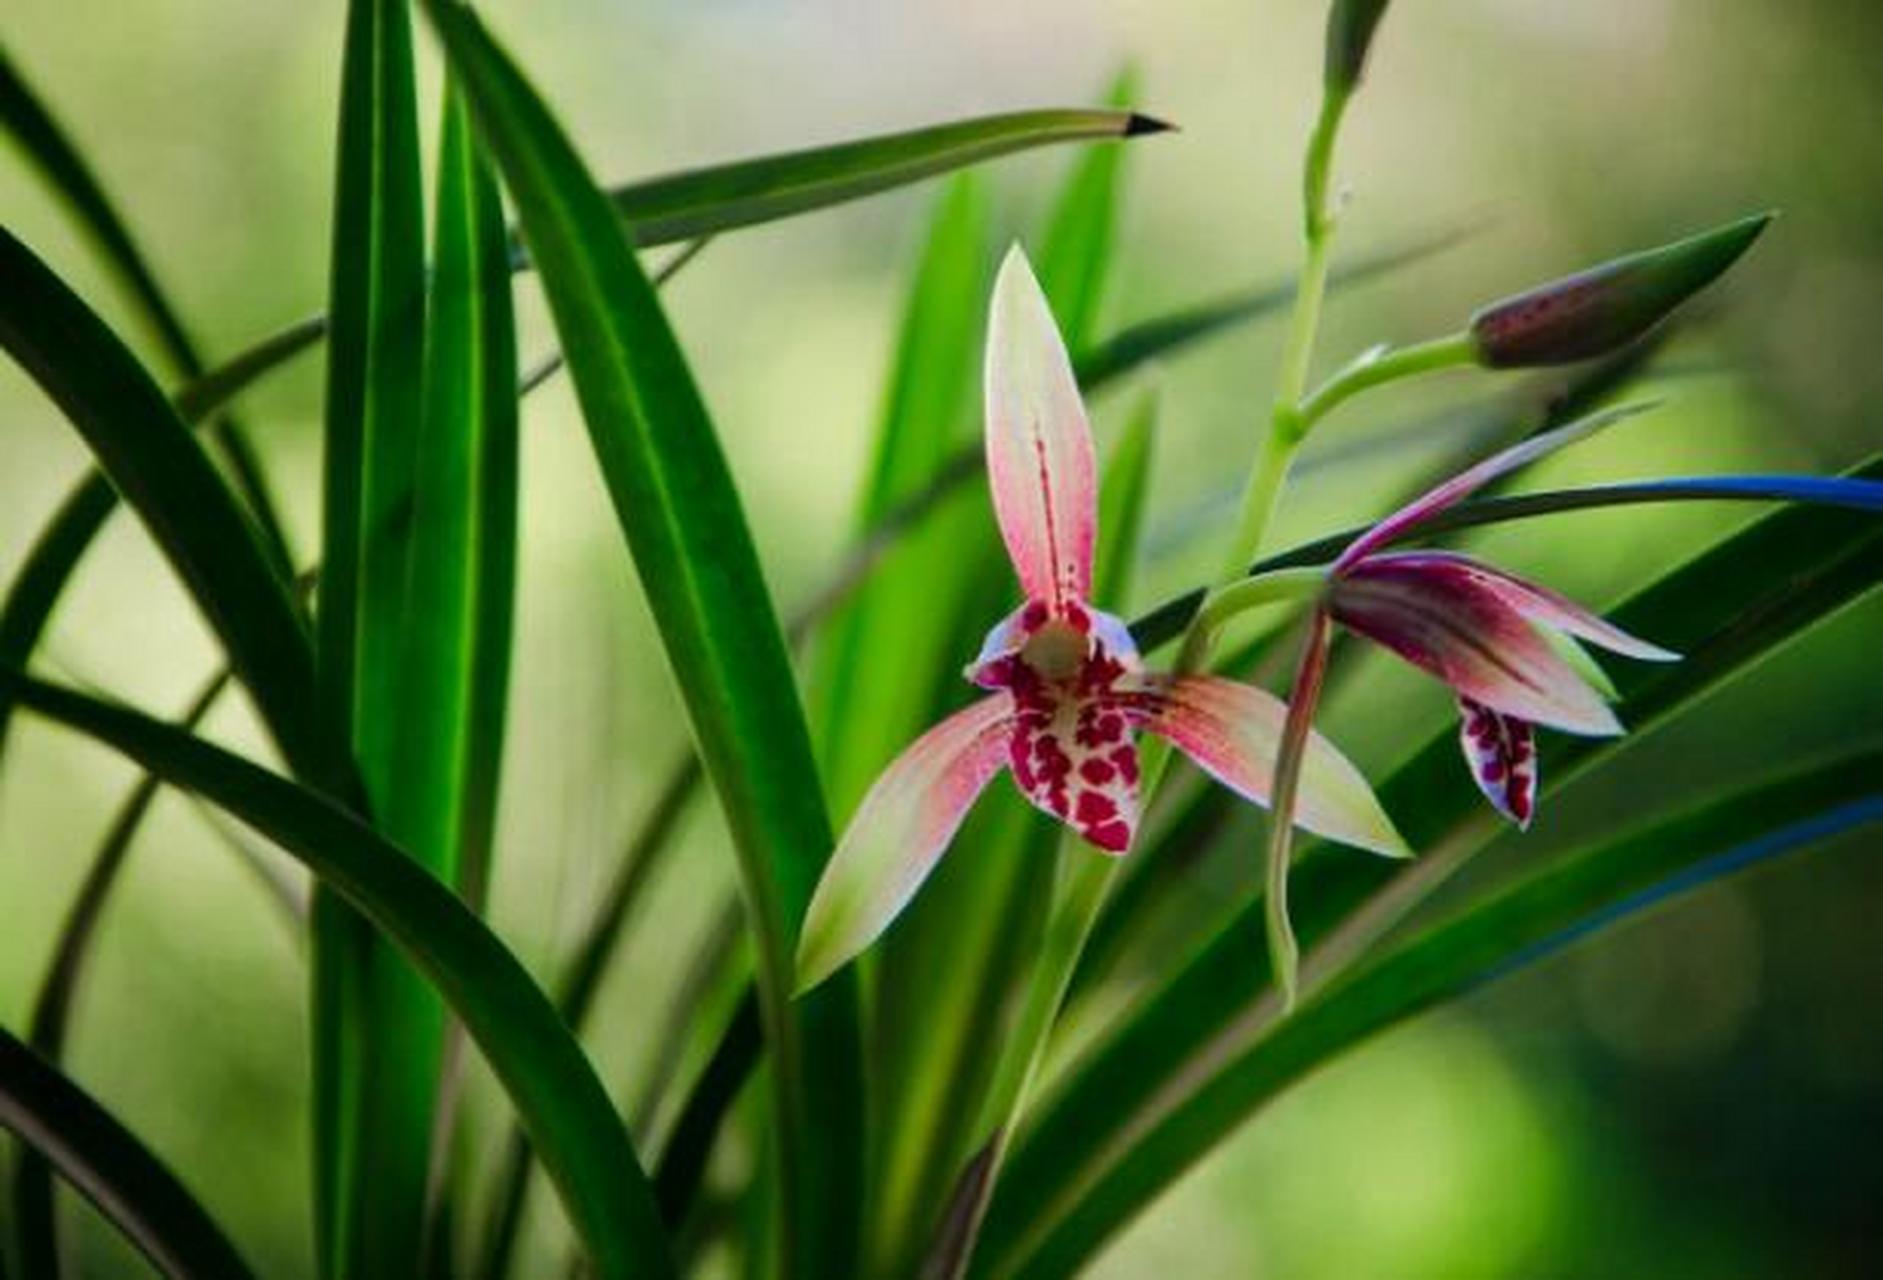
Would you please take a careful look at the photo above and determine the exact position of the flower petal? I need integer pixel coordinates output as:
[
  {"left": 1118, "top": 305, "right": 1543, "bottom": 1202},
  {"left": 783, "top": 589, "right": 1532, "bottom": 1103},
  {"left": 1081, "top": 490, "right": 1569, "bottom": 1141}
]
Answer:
[
  {"left": 1009, "top": 691, "right": 1141, "bottom": 854},
  {"left": 985, "top": 244, "right": 1097, "bottom": 609},
  {"left": 1333, "top": 403, "right": 1655, "bottom": 571},
  {"left": 1131, "top": 673, "right": 1408, "bottom": 857},
  {"left": 1457, "top": 697, "right": 1539, "bottom": 828},
  {"left": 1330, "top": 556, "right": 1622, "bottom": 735},
  {"left": 1372, "top": 552, "right": 1678, "bottom": 660},
  {"left": 796, "top": 696, "right": 1012, "bottom": 992}
]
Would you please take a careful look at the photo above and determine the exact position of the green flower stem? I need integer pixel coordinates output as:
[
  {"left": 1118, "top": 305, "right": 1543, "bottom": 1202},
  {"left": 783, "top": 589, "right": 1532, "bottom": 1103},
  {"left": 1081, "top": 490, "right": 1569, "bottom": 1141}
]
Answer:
[
  {"left": 1202, "top": 91, "right": 1347, "bottom": 632},
  {"left": 1175, "top": 566, "right": 1325, "bottom": 673},
  {"left": 1294, "top": 330, "right": 1475, "bottom": 431}
]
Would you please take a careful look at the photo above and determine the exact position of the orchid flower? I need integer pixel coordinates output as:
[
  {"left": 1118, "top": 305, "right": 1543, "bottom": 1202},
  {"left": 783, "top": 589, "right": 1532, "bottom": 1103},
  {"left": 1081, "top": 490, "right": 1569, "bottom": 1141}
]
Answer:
[
  {"left": 1318, "top": 407, "right": 1681, "bottom": 826},
  {"left": 795, "top": 246, "right": 1406, "bottom": 993}
]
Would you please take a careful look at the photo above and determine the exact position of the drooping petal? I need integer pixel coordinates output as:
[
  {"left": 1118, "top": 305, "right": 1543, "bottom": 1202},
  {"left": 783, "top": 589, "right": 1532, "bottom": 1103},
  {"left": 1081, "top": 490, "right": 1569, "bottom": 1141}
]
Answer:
[
  {"left": 1330, "top": 556, "right": 1622, "bottom": 735},
  {"left": 1457, "top": 697, "right": 1539, "bottom": 828},
  {"left": 796, "top": 696, "right": 1013, "bottom": 992},
  {"left": 1370, "top": 552, "right": 1679, "bottom": 661},
  {"left": 1333, "top": 403, "right": 1655, "bottom": 571},
  {"left": 1009, "top": 691, "right": 1141, "bottom": 854},
  {"left": 1129, "top": 672, "right": 1408, "bottom": 857},
  {"left": 985, "top": 244, "right": 1097, "bottom": 610}
]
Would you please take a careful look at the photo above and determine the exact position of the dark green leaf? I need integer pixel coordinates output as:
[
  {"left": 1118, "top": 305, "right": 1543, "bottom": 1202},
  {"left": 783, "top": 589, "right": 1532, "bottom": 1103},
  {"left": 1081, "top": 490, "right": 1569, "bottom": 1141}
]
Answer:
[
  {"left": 422, "top": 7, "right": 864, "bottom": 1274},
  {"left": 0, "top": 1028, "right": 257, "bottom": 1280},
  {"left": 311, "top": 0, "right": 434, "bottom": 1273},
  {"left": 605, "top": 108, "right": 1166, "bottom": 248},
  {"left": 0, "top": 670, "right": 675, "bottom": 1280},
  {"left": 0, "top": 228, "right": 319, "bottom": 771}
]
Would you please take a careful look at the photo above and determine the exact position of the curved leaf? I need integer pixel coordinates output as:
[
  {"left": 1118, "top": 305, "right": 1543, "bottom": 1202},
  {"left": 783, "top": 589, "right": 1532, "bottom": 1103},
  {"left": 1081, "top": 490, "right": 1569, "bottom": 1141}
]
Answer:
[
  {"left": 0, "top": 1027, "right": 257, "bottom": 1280},
  {"left": 422, "top": 7, "right": 863, "bottom": 1274},
  {"left": 0, "top": 228, "right": 319, "bottom": 771},
  {"left": 0, "top": 670, "right": 675, "bottom": 1280},
  {"left": 983, "top": 749, "right": 1883, "bottom": 1277}
]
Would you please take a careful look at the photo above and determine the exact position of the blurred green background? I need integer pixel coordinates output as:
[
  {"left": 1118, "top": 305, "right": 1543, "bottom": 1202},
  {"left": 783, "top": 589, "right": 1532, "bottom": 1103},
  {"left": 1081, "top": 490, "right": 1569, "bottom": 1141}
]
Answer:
[{"left": 3, "top": 0, "right": 1881, "bottom": 1275}]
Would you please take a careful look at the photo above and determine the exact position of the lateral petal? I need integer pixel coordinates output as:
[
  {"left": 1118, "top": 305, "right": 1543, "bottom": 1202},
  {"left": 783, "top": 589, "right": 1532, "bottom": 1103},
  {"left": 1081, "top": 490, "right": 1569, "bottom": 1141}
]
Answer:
[
  {"left": 985, "top": 244, "right": 1098, "bottom": 609},
  {"left": 1132, "top": 674, "right": 1409, "bottom": 857},
  {"left": 1371, "top": 552, "right": 1679, "bottom": 661},
  {"left": 1330, "top": 557, "right": 1623, "bottom": 735},
  {"left": 796, "top": 696, "right": 1013, "bottom": 992}
]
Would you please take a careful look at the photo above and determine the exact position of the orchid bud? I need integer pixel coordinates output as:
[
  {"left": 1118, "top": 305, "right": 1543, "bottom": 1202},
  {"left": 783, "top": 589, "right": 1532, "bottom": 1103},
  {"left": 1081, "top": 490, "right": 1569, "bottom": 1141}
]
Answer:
[
  {"left": 1470, "top": 213, "right": 1773, "bottom": 369},
  {"left": 1325, "top": 0, "right": 1393, "bottom": 97}
]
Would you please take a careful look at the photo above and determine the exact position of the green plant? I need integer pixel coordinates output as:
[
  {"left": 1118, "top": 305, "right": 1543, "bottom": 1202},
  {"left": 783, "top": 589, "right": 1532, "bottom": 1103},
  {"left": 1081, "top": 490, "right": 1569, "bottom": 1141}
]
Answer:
[{"left": 1, "top": 3, "right": 1879, "bottom": 1279}]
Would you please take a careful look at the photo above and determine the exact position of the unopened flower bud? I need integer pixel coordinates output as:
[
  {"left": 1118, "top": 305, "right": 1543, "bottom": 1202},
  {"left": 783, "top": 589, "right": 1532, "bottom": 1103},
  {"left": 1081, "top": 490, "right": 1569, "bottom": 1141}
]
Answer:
[{"left": 1470, "top": 213, "right": 1773, "bottom": 369}]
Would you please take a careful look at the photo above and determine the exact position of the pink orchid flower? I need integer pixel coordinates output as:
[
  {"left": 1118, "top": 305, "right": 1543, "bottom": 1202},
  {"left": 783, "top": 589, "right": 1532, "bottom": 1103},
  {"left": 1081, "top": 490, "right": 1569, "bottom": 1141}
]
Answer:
[
  {"left": 795, "top": 246, "right": 1405, "bottom": 993},
  {"left": 1320, "top": 408, "right": 1681, "bottom": 827}
]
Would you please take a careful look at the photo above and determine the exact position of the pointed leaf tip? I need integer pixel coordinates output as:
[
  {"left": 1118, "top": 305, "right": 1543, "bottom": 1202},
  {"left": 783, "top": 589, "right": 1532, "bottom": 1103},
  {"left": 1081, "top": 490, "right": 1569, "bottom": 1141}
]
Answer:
[
  {"left": 1470, "top": 212, "right": 1775, "bottom": 369},
  {"left": 1123, "top": 112, "right": 1177, "bottom": 136}
]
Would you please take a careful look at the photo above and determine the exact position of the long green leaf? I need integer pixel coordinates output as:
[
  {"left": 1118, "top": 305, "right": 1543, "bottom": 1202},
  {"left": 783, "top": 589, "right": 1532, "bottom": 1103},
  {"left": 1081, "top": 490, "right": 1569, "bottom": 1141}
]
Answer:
[
  {"left": 0, "top": 228, "right": 318, "bottom": 770},
  {"left": 979, "top": 457, "right": 1883, "bottom": 1277},
  {"left": 311, "top": 0, "right": 433, "bottom": 1273},
  {"left": 11, "top": 673, "right": 229, "bottom": 1276},
  {"left": 0, "top": 670, "right": 674, "bottom": 1280},
  {"left": 989, "top": 749, "right": 1883, "bottom": 1277},
  {"left": 603, "top": 108, "right": 1164, "bottom": 248},
  {"left": 0, "top": 1028, "right": 256, "bottom": 1280},
  {"left": 0, "top": 41, "right": 293, "bottom": 577},
  {"left": 422, "top": 7, "right": 863, "bottom": 1275}
]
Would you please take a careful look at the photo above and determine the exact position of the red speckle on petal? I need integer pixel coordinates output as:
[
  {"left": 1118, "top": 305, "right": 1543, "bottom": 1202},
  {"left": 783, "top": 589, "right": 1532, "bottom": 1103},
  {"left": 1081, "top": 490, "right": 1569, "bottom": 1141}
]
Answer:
[
  {"left": 1111, "top": 746, "right": 1139, "bottom": 785},
  {"left": 1084, "top": 820, "right": 1132, "bottom": 852},
  {"left": 1080, "top": 757, "right": 1116, "bottom": 786},
  {"left": 1075, "top": 790, "right": 1117, "bottom": 824}
]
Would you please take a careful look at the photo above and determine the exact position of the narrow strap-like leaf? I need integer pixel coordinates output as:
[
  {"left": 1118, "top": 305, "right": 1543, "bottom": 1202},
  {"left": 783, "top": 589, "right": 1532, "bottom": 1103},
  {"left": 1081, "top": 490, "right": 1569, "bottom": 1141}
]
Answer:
[
  {"left": 422, "top": 7, "right": 863, "bottom": 1273},
  {"left": 311, "top": 1, "right": 434, "bottom": 1273},
  {"left": 0, "top": 1027, "right": 258, "bottom": 1280},
  {"left": 0, "top": 670, "right": 675, "bottom": 1280}
]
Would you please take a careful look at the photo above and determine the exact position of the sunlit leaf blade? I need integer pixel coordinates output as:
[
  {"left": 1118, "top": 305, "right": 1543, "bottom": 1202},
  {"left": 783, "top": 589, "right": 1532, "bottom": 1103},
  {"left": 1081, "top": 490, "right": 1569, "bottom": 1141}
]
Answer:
[
  {"left": 11, "top": 673, "right": 229, "bottom": 1276},
  {"left": 981, "top": 749, "right": 1883, "bottom": 1279},
  {"left": 422, "top": 6, "right": 864, "bottom": 1274},
  {"left": 809, "top": 174, "right": 989, "bottom": 819},
  {"left": 311, "top": 0, "right": 434, "bottom": 1273},
  {"left": 606, "top": 107, "right": 1165, "bottom": 247},
  {"left": 0, "top": 229, "right": 319, "bottom": 770},
  {"left": 0, "top": 1027, "right": 257, "bottom": 1280},
  {"left": 0, "top": 42, "right": 293, "bottom": 576},
  {"left": 0, "top": 670, "right": 675, "bottom": 1280},
  {"left": 979, "top": 458, "right": 1883, "bottom": 1277}
]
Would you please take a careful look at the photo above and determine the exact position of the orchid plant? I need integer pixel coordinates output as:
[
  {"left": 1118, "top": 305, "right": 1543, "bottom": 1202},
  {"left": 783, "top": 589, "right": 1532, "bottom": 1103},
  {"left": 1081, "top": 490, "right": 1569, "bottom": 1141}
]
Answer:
[
  {"left": 5, "top": 3, "right": 1882, "bottom": 1280},
  {"left": 795, "top": 248, "right": 1405, "bottom": 992}
]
